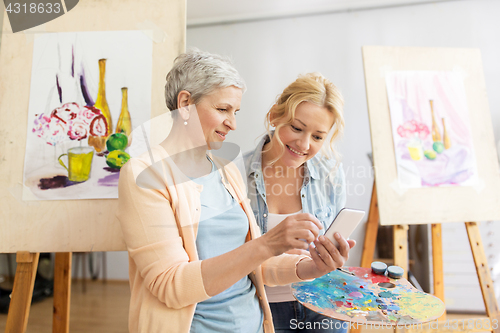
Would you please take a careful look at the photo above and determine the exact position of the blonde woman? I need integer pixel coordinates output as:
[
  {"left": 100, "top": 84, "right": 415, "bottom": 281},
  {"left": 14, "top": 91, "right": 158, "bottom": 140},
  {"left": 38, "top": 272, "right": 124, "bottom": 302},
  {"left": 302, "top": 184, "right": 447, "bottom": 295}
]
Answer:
[{"left": 244, "top": 73, "right": 353, "bottom": 332}]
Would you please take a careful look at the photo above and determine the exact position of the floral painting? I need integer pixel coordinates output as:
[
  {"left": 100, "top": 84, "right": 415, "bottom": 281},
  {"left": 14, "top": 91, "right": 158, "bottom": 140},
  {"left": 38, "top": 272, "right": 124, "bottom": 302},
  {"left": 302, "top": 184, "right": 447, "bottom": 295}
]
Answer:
[
  {"left": 385, "top": 71, "right": 478, "bottom": 188},
  {"left": 23, "top": 31, "right": 152, "bottom": 200}
]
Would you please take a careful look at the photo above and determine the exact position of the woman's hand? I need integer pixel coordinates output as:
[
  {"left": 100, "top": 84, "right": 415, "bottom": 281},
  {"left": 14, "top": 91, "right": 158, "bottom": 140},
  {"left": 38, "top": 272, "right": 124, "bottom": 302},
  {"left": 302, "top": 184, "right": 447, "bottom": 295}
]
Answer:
[
  {"left": 296, "top": 233, "right": 356, "bottom": 280},
  {"left": 285, "top": 249, "right": 311, "bottom": 256},
  {"left": 259, "top": 213, "right": 322, "bottom": 257}
]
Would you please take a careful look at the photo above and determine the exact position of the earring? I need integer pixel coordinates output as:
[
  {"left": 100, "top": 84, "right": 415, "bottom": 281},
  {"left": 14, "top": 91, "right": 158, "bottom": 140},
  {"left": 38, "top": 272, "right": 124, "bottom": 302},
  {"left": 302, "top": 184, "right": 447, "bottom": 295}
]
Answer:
[
  {"left": 271, "top": 123, "right": 275, "bottom": 127},
  {"left": 184, "top": 121, "right": 187, "bottom": 125}
]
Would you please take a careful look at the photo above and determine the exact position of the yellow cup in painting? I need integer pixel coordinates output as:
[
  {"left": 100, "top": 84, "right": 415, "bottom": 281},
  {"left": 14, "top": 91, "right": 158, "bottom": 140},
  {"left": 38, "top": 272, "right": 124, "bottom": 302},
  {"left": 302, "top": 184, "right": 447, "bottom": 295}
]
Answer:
[
  {"left": 407, "top": 144, "right": 423, "bottom": 161},
  {"left": 58, "top": 147, "right": 94, "bottom": 182}
]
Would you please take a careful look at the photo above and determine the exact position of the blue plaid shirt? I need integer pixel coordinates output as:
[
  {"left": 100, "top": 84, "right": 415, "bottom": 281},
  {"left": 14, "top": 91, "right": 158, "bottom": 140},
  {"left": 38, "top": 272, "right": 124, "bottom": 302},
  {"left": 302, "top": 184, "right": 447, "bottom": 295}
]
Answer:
[{"left": 243, "top": 134, "right": 346, "bottom": 234}]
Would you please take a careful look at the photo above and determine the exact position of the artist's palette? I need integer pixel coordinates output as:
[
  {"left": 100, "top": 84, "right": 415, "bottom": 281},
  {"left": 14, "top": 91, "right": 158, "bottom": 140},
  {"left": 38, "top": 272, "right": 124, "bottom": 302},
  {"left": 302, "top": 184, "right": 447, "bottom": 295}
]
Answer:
[{"left": 291, "top": 267, "right": 444, "bottom": 325}]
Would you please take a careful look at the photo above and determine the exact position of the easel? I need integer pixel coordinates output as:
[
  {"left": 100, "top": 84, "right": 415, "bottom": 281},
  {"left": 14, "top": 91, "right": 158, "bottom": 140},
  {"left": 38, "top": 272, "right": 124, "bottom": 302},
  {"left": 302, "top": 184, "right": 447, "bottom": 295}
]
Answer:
[
  {"left": 0, "top": 0, "right": 185, "bottom": 331},
  {"left": 351, "top": 181, "right": 500, "bottom": 333},
  {"left": 4, "top": 252, "right": 72, "bottom": 333}
]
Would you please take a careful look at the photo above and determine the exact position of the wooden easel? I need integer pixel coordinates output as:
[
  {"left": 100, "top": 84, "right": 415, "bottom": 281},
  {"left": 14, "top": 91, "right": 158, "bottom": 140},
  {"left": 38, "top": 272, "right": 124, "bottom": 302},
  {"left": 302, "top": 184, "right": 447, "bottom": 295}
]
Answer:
[
  {"left": 0, "top": 0, "right": 185, "bottom": 332},
  {"left": 4, "top": 252, "right": 72, "bottom": 333},
  {"left": 352, "top": 181, "right": 500, "bottom": 333}
]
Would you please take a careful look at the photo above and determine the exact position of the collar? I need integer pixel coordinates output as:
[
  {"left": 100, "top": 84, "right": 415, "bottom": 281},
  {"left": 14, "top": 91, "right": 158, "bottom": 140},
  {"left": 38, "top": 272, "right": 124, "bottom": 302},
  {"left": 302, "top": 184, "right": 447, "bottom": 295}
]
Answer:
[{"left": 247, "top": 134, "right": 269, "bottom": 177}]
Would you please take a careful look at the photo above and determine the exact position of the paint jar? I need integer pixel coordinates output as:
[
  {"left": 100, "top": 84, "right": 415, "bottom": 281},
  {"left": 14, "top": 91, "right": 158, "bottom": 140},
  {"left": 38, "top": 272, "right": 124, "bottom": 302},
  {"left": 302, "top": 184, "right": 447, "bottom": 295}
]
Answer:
[
  {"left": 387, "top": 265, "right": 404, "bottom": 279},
  {"left": 371, "top": 261, "right": 387, "bottom": 275}
]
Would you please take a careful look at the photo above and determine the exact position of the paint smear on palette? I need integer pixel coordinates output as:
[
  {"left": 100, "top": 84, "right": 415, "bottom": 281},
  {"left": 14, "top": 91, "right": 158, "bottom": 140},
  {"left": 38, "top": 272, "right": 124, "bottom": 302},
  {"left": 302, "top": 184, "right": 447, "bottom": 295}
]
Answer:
[
  {"left": 291, "top": 267, "right": 444, "bottom": 325},
  {"left": 349, "top": 291, "right": 363, "bottom": 298},
  {"left": 397, "top": 291, "right": 444, "bottom": 320},
  {"left": 349, "top": 266, "right": 390, "bottom": 284}
]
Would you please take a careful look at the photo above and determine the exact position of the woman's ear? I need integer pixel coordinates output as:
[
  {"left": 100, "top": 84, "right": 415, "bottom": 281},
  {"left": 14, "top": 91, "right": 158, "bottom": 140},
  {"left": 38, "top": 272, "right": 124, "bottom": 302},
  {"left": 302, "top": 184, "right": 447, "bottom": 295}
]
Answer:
[
  {"left": 177, "top": 90, "right": 191, "bottom": 120},
  {"left": 177, "top": 90, "right": 191, "bottom": 108}
]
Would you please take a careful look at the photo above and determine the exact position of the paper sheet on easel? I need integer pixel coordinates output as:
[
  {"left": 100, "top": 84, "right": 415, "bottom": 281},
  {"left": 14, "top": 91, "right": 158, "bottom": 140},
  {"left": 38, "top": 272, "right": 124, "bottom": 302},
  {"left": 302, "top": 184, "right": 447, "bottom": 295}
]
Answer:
[{"left": 385, "top": 71, "right": 478, "bottom": 189}]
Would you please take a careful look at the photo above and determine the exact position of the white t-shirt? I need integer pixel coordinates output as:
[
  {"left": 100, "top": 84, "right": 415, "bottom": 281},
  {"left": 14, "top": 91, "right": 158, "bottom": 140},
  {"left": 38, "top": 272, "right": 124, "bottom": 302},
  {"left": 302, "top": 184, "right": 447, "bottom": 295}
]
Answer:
[{"left": 265, "top": 210, "right": 303, "bottom": 303}]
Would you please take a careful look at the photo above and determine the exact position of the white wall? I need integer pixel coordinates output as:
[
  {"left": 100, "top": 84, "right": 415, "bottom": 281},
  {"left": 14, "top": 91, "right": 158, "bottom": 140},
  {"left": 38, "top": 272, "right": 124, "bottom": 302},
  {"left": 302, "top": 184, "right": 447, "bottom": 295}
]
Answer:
[{"left": 66, "top": 0, "right": 500, "bottom": 281}]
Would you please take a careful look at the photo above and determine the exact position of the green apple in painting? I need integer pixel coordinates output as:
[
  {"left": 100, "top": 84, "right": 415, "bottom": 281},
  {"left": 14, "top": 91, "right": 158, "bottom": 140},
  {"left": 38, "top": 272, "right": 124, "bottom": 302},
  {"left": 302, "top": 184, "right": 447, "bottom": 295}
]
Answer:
[
  {"left": 106, "top": 150, "right": 131, "bottom": 169},
  {"left": 433, "top": 141, "right": 444, "bottom": 154},
  {"left": 106, "top": 133, "right": 128, "bottom": 152}
]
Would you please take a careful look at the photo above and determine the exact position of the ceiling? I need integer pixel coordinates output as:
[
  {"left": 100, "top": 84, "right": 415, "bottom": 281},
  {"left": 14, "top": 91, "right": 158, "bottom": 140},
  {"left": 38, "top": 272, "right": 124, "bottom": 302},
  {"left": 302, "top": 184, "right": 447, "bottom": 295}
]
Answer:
[{"left": 186, "top": 0, "right": 452, "bottom": 27}]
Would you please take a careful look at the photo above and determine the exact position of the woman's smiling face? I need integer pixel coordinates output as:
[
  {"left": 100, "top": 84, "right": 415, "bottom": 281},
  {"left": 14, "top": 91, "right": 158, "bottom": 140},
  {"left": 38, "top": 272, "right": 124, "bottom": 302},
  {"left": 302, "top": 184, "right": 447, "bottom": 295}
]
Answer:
[
  {"left": 273, "top": 101, "right": 334, "bottom": 168},
  {"left": 195, "top": 86, "right": 242, "bottom": 150}
]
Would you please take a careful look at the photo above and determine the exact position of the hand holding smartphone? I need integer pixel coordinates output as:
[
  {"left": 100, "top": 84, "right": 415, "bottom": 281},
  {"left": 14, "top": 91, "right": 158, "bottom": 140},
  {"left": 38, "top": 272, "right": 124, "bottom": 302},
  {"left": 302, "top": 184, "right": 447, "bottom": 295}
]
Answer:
[{"left": 323, "top": 208, "right": 365, "bottom": 247}]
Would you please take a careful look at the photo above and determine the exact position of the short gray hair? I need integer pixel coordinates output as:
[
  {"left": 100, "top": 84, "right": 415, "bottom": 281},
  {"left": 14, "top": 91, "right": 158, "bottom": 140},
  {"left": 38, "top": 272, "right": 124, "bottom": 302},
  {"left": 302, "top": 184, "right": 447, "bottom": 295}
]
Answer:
[{"left": 165, "top": 49, "right": 246, "bottom": 111}]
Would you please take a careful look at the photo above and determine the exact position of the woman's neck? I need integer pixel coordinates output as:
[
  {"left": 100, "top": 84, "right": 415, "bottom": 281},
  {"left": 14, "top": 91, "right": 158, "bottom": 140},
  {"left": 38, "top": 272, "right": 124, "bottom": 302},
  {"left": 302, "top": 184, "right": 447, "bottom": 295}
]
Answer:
[{"left": 160, "top": 121, "right": 211, "bottom": 177}]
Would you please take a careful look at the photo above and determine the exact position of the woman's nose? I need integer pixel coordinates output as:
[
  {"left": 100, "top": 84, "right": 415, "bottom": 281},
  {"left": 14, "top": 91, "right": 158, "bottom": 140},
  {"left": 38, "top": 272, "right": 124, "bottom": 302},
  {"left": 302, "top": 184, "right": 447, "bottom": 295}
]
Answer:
[
  {"left": 224, "top": 114, "right": 237, "bottom": 131},
  {"left": 297, "top": 135, "right": 310, "bottom": 151}
]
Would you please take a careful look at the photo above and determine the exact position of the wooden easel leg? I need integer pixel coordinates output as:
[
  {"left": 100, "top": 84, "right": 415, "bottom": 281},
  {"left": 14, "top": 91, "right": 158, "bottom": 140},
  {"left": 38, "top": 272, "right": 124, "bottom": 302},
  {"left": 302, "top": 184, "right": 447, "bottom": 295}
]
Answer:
[
  {"left": 393, "top": 225, "right": 409, "bottom": 279},
  {"left": 53, "top": 252, "right": 72, "bottom": 333},
  {"left": 4, "top": 252, "right": 40, "bottom": 333},
  {"left": 431, "top": 223, "right": 446, "bottom": 321},
  {"left": 465, "top": 222, "right": 500, "bottom": 333},
  {"left": 360, "top": 182, "right": 380, "bottom": 268}
]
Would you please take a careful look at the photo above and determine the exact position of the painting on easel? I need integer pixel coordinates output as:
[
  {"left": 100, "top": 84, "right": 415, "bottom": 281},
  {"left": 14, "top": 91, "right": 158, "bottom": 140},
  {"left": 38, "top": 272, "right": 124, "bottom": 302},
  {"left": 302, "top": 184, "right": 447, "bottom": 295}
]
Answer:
[
  {"left": 22, "top": 31, "right": 152, "bottom": 200},
  {"left": 385, "top": 71, "right": 478, "bottom": 188}
]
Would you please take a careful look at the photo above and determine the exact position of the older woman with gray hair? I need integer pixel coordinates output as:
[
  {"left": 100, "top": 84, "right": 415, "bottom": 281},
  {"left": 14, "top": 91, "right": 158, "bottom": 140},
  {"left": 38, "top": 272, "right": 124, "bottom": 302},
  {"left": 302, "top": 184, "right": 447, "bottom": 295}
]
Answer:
[{"left": 117, "top": 50, "right": 353, "bottom": 333}]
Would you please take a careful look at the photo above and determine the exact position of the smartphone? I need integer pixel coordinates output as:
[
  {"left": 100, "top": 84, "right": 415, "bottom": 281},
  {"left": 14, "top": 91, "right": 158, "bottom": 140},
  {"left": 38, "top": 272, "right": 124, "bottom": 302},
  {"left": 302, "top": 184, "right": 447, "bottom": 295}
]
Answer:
[{"left": 323, "top": 208, "right": 365, "bottom": 247}]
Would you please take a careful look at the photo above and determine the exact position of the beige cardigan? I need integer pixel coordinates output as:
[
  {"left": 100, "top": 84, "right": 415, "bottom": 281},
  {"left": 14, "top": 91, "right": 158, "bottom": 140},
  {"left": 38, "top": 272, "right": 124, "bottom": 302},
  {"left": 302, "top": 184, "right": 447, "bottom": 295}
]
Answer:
[{"left": 117, "top": 145, "right": 308, "bottom": 333}]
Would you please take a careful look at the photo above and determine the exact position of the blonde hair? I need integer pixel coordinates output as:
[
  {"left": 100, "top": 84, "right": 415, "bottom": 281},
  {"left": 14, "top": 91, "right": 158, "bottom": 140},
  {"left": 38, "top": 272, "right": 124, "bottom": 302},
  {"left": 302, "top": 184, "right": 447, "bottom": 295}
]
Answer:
[{"left": 264, "top": 73, "right": 345, "bottom": 167}]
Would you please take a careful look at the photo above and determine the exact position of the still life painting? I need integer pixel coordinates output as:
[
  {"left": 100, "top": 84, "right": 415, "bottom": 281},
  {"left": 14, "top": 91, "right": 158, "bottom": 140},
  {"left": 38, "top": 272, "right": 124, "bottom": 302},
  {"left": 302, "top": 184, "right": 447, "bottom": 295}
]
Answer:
[
  {"left": 385, "top": 71, "right": 478, "bottom": 188},
  {"left": 23, "top": 30, "right": 152, "bottom": 200}
]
